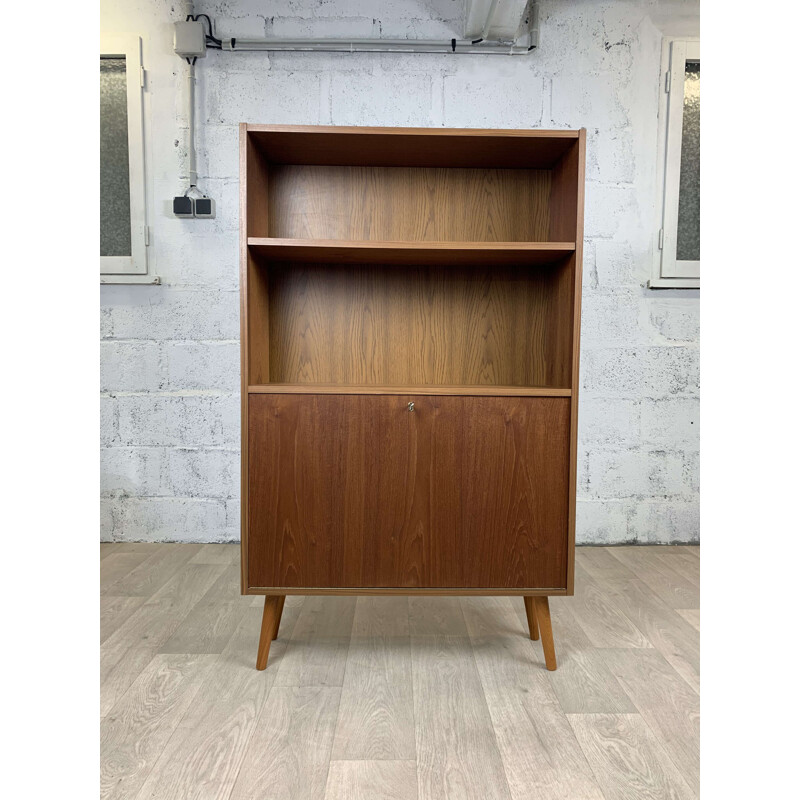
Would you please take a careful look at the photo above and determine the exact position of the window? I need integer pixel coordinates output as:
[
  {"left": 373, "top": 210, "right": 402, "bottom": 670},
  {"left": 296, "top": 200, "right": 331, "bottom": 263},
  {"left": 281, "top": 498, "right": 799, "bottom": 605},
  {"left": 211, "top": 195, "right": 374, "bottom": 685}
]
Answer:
[
  {"left": 652, "top": 38, "right": 700, "bottom": 288},
  {"left": 100, "top": 35, "right": 158, "bottom": 284}
]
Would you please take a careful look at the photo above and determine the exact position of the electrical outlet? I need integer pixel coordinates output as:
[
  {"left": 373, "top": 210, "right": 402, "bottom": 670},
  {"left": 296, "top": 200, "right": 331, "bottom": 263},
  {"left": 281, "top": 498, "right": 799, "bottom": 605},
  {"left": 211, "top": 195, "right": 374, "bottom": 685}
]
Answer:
[
  {"left": 173, "top": 196, "right": 194, "bottom": 217},
  {"left": 194, "top": 197, "right": 216, "bottom": 219}
]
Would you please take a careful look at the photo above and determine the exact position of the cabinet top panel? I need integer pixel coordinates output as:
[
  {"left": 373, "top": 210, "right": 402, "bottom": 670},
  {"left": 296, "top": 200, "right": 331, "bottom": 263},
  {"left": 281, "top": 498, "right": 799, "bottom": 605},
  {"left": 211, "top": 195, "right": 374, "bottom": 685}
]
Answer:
[{"left": 243, "top": 124, "right": 583, "bottom": 169}]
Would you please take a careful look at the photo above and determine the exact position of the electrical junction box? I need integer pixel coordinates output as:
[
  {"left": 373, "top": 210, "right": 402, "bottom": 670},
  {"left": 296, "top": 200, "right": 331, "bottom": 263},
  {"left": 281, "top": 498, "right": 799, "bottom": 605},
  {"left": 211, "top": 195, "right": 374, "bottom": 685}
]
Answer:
[{"left": 174, "top": 21, "right": 206, "bottom": 58}]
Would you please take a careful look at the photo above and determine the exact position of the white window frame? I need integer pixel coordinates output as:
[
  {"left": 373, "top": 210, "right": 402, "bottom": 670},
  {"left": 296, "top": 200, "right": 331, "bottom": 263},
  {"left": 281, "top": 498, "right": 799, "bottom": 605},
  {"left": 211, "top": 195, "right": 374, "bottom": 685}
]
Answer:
[
  {"left": 651, "top": 37, "right": 700, "bottom": 289},
  {"left": 100, "top": 34, "right": 158, "bottom": 284}
]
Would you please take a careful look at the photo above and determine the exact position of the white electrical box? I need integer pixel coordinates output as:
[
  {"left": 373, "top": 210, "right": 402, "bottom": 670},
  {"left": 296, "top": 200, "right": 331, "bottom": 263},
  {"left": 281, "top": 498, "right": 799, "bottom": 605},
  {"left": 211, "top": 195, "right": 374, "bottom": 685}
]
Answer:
[{"left": 174, "top": 21, "right": 206, "bottom": 58}]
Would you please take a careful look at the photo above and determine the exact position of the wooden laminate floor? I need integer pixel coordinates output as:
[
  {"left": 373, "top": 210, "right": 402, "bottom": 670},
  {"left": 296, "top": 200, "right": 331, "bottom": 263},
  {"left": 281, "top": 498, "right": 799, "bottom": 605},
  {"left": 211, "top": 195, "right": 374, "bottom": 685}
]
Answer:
[{"left": 100, "top": 544, "right": 699, "bottom": 800}]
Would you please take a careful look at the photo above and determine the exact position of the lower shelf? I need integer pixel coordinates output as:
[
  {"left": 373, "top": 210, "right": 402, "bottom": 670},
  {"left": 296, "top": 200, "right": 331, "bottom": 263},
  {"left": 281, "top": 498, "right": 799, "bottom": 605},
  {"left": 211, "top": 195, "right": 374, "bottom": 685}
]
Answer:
[{"left": 248, "top": 383, "right": 571, "bottom": 397}]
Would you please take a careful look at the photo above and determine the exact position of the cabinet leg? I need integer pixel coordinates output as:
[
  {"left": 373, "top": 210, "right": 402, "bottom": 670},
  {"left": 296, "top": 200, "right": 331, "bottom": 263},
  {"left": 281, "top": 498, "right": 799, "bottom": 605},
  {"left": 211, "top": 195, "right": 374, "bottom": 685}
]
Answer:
[
  {"left": 523, "top": 596, "right": 539, "bottom": 640},
  {"left": 532, "top": 596, "right": 557, "bottom": 671},
  {"left": 272, "top": 596, "right": 286, "bottom": 640},
  {"left": 256, "top": 596, "right": 282, "bottom": 670}
]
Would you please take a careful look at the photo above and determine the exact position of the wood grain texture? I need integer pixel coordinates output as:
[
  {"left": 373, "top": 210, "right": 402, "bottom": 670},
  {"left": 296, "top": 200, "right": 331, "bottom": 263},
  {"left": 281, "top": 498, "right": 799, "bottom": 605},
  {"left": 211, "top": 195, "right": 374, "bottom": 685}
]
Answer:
[
  {"left": 331, "top": 597, "right": 415, "bottom": 760},
  {"left": 100, "top": 654, "right": 216, "bottom": 800},
  {"left": 538, "top": 599, "right": 636, "bottom": 715},
  {"left": 609, "top": 547, "right": 700, "bottom": 609},
  {"left": 229, "top": 687, "right": 341, "bottom": 800},
  {"left": 569, "top": 563, "right": 652, "bottom": 649},
  {"left": 268, "top": 165, "right": 551, "bottom": 241},
  {"left": 460, "top": 596, "right": 604, "bottom": 800},
  {"left": 264, "top": 261, "right": 574, "bottom": 388},
  {"left": 100, "top": 564, "right": 225, "bottom": 717},
  {"left": 249, "top": 383, "right": 571, "bottom": 396},
  {"left": 412, "top": 634, "right": 512, "bottom": 800},
  {"left": 273, "top": 596, "right": 357, "bottom": 687},
  {"left": 159, "top": 564, "right": 251, "bottom": 655},
  {"left": 101, "top": 544, "right": 201, "bottom": 597},
  {"left": 100, "top": 594, "right": 146, "bottom": 645},
  {"left": 324, "top": 761, "right": 418, "bottom": 800},
  {"left": 532, "top": 596, "right": 557, "bottom": 670},
  {"left": 676, "top": 608, "right": 700, "bottom": 631},
  {"left": 100, "top": 545, "right": 700, "bottom": 800},
  {"left": 523, "top": 596, "right": 539, "bottom": 640},
  {"left": 248, "top": 394, "right": 569, "bottom": 590},
  {"left": 134, "top": 607, "right": 291, "bottom": 800},
  {"left": 601, "top": 648, "right": 700, "bottom": 794},
  {"left": 578, "top": 549, "right": 699, "bottom": 693},
  {"left": 248, "top": 124, "right": 579, "bottom": 169},
  {"left": 256, "top": 595, "right": 282, "bottom": 669},
  {"left": 249, "top": 238, "right": 575, "bottom": 266},
  {"left": 568, "top": 714, "right": 695, "bottom": 800}
]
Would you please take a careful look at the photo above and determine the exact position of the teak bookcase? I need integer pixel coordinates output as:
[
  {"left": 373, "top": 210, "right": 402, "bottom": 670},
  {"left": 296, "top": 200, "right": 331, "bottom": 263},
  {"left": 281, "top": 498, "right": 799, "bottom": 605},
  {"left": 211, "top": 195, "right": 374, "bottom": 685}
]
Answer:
[{"left": 239, "top": 124, "right": 585, "bottom": 671}]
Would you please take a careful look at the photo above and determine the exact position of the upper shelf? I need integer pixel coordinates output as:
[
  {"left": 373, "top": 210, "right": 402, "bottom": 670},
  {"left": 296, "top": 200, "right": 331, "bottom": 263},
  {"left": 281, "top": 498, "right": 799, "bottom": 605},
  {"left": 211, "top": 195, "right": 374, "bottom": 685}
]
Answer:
[
  {"left": 245, "top": 125, "right": 581, "bottom": 169},
  {"left": 247, "top": 238, "right": 576, "bottom": 267}
]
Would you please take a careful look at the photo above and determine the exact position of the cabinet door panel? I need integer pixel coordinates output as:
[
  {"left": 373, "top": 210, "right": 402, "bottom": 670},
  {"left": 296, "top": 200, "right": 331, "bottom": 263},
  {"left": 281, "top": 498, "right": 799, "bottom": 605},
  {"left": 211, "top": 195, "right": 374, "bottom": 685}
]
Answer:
[
  {"left": 460, "top": 397, "right": 570, "bottom": 589},
  {"left": 247, "top": 394, "right": 568, "bottom": 589}
]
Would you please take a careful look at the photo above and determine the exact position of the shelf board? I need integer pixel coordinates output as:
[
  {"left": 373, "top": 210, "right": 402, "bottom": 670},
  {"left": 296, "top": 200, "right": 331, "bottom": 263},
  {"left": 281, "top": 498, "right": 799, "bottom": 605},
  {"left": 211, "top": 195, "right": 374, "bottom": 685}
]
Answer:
[
  {"left": 246, "top": 125, "right": 580, "bottom": 168},
  {"left": 247, "top": 238, "right": 575, "bottom": 267},
  {"left": 248, "top": 384, "right": 572, "bottom": 398}
]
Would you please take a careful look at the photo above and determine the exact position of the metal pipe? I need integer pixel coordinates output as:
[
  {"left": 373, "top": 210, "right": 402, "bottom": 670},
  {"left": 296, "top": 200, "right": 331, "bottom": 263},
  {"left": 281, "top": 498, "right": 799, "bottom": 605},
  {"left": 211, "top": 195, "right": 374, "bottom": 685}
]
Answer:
[{"left": 220, "top": 37, "right": 532, "bottom": 55}]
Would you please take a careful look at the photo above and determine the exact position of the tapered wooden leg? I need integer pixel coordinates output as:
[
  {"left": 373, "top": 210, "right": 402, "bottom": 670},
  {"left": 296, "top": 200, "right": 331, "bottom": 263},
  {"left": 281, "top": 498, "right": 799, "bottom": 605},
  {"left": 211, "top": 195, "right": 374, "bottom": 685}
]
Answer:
[
  {"left": 256, "top": 596, "right": 282, "bottom": 670},
  {"left": 272, "top": 596, "right": 286, "bottom": 640},
  {"left": 523, "top": 596, "right": 540, "bottom": 640},
  {"left": 532, "top": 596, "right": 557, "bottom": 671}
]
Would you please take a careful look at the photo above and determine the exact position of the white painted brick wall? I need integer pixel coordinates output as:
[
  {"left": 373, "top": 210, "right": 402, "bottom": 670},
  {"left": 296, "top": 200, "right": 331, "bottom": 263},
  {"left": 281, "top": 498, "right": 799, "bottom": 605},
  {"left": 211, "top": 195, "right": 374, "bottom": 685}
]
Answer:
[{"left": 100, "top": 0, "right": 700, "bottom": 544}]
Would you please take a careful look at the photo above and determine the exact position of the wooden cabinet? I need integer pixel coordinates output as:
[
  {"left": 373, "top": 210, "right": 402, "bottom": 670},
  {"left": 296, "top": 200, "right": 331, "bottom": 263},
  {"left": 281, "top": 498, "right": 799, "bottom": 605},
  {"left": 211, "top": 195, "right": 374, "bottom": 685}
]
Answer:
[{"left": 240, "top": 125, "right": 586, "bottom": 670}]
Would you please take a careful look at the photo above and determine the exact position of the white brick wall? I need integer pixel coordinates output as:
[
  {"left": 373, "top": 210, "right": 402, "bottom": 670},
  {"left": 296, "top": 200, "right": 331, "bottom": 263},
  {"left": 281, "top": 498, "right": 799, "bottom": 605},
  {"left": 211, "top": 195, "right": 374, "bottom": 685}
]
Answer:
[{"left": 100, "top": 0, "right": 700, "bottom": 544}]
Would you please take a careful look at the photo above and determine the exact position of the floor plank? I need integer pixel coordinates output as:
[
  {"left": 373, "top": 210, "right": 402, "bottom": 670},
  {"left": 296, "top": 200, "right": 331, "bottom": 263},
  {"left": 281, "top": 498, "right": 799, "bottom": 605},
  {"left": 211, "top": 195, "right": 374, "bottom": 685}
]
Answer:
[
  {"left": 100, "top": 563, "right": 225, "bottom": 717},
  {"left": 601, "top": 648, "right": 700, "bottom": 794},
  {"left": 229, "top": 686, "right": 341, "bottom": 800},
  {"left": 331, "top": 597, "right": 415, "bottom": 760},
  {"left": 100, "top": 551, "right": 152, "bottom": 590},
  {"left": 570, "top": 563, "right": 652, "bottom": 649},
  {"left": 412, "top": 630, "right": 512, "bottom": 800},
  {"left": 676, "top": 609, "right": 700, "bottom": 631},
  {"left": 542, "top": 599, "right": 636, "bottom": 714},
  {"left": 462, "top": 596, "right": 605, "bottom": 800},
  {"left": 100, "top": 594, "right": 146, "bottom": 645},
  {"left": 158, "top": 564, "right": 251, "bottom": 654},
  {"left": 580, "top": 550, "right": 700, "bottom": 693},
  {"left": 189, "top": 543, "right": 241, "bottom": 564},
  {"left": 134, "top": 606, "right": 295, "bottom": 800},
  {"left": 100, "top": 654, "right": 216, "bottom": 800},
  {"left": 569, "top": 713, "right": 695, "bottom": 800},
  {"left": 273, "top": 595, "right": 357, "bottom": 687},
  {"left": 99, "top": 544, "right": 700, "bottom": 800},
  {"left": 324, "top": 761, "right": 418, "bottom": 800},
  {"left": 608, "top": 548, "right": 699, "bottom": 609},
  {"left": 102, "top": 544, "right": 203, "bottom": 597}
]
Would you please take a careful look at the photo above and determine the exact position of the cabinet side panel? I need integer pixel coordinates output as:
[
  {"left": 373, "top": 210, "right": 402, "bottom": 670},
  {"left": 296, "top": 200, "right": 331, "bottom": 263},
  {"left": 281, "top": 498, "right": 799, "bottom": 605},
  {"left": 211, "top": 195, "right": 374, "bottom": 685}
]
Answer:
[
  {"left": 549, "top": 134, "right": 586, "bottom": 594},
  {"left": 239, "top": 125, "right": 249, "bottom": 593}
]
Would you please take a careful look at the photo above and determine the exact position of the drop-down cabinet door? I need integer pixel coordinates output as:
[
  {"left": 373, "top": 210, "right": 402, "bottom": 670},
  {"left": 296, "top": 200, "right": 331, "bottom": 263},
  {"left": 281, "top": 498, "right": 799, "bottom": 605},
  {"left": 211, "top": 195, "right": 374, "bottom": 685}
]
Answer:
[{"left": 246, "top": 393, "right": 570, "bottom": 591}]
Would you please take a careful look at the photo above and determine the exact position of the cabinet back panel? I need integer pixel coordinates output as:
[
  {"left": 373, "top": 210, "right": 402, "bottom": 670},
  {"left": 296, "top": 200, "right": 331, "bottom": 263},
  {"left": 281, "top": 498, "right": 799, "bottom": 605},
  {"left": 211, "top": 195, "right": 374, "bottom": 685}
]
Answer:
[
  {"left": 248, "top": 393, "right": 569, "bottom": 589},
  {"left": 264, "top": 261, "right": 572, "bottom": 387},
  {"left": 267, "top": 165, "right": 551, "bottom": 241}
]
